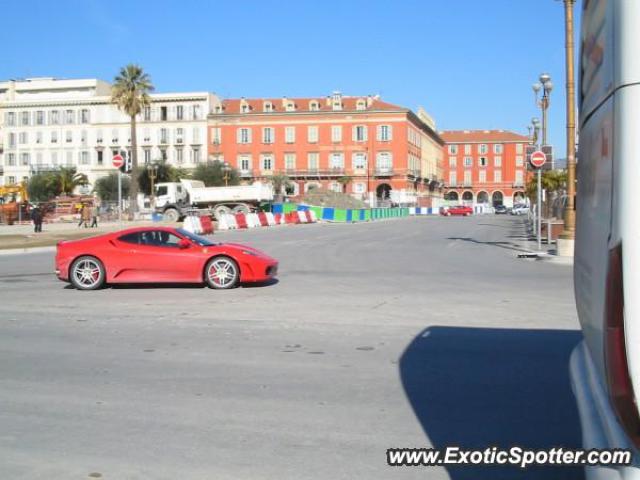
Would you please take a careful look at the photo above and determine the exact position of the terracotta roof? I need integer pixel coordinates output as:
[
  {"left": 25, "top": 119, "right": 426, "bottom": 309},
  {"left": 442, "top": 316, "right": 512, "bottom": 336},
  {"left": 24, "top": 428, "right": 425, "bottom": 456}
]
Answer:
[
  {"left": 439, "top": 130, "right": 530, "bottom": 143},
  {"left": 217, "top": 96, "right": 404, "bottom": 114}
]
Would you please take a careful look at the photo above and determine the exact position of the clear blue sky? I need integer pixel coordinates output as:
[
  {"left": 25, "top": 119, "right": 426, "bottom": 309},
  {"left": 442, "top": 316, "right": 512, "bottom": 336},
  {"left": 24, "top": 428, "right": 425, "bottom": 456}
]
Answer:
[{"left": 0, "top": 0, "right": 577, "bottom": 154}]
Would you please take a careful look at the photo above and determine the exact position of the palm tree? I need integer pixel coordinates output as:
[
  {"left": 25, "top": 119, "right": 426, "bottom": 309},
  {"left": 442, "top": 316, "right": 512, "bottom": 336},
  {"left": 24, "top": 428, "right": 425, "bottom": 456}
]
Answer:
[
  {"left": 111, "top": 64, "right": 154, "bottom": 214},
  {"left": 268, "top": 173, "right": 292, "bottom": 202},
  {"left": 55, "top": 167, "right": 88, "bottom": 195},
  {"left": 337, "top": 176, "right": 353, "bottom": 194}
]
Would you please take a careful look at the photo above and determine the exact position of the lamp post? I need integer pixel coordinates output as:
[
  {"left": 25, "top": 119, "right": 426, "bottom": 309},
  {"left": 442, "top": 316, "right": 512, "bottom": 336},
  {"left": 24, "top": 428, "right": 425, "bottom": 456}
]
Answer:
[
  {"left": 558, "top": 0, "right": 577, "bottom": 255},
  {"left": 533, "top": 74, "right": 553, "bottom": 149},
  {"left": 222, "top": 162, "right": 231, "bottom": 187},
  {"left": 149, "top": 164, "right": 159, "bottom": 210},
  {"left": 530, "top": 117, "right": 543, "bottom": 251}
]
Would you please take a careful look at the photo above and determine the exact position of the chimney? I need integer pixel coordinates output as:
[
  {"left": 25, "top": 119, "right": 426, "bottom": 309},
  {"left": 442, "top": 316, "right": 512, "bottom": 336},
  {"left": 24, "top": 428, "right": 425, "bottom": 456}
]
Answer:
[{"left": 366, "top": 95, "right": 374, "bottom": 107}]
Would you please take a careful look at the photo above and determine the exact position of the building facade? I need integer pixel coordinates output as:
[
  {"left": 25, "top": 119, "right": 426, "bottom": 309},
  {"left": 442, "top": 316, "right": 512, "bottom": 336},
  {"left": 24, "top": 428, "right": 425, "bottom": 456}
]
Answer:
[
  {"left": 440, "top": 130, "right": 531, "bottom": 208},
  {"left": 0, "top": 77, "right": 217, "bottom": 188},
  {"left": 208, "top": 92, "right": 444, "bottom": 205}
]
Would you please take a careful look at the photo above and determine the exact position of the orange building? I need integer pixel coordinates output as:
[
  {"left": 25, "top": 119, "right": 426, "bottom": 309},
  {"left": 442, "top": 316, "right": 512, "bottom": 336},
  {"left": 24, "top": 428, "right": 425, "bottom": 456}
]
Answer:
[
  {"left": 440, "top": 130, "right": 531, "bottom": 208},
  {"left": 207, "top": 92, "right": 444, "bottom": 205}
]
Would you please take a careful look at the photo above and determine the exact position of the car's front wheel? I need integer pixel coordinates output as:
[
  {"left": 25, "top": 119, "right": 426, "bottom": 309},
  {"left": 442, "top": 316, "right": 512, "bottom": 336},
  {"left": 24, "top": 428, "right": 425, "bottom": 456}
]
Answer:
[
  {"left": 205, "top": 256, "right": 240, "bottom": 289},
  {"left": 70, "top": 256, "right": 106, "bottom": 290}
]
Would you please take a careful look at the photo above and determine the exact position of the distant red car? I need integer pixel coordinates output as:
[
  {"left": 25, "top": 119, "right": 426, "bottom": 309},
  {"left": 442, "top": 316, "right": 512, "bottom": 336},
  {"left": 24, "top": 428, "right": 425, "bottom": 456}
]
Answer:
[
  {"left": 440, "top": 205, "right": 473, "bottom": 217},
  {"left": 55, "top": 226, "right": 278, "bottom": 290}
]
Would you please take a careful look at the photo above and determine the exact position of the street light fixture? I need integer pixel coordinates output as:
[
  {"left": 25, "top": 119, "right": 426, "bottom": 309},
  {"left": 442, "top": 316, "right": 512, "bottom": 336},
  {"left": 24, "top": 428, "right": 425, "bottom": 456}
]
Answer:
[{"left": 533, "top": 73, "right": 553, "bottom": 147}]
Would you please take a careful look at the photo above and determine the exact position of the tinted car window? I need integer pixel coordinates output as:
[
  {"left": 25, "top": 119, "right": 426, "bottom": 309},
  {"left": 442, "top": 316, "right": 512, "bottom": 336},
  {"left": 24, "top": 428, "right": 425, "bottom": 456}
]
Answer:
[
  {"left": 118, "top": 232, "right": 139, "bottom": 244},
  {"left": 139, "top": 230, "right": 182, "bottom": 247},
  {"left": 156, "top": 186, "right": 168, "bottom": 196}
]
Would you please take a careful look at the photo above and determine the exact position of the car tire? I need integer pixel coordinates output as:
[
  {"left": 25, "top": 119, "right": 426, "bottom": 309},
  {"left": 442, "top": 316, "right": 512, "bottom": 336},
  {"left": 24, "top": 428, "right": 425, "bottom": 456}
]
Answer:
[
  {"left": 69, "top": 256, "right": 106, "bottom": 290},
  {"left": 205, "top": 256, "right": 240, "bottom": 290}
]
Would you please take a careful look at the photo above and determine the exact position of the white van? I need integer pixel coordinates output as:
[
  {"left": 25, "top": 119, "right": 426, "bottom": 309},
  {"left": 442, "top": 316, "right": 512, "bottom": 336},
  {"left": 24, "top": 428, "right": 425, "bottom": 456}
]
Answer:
[{"left": 571, "top": 0, "right": 640, "bottom": 478}]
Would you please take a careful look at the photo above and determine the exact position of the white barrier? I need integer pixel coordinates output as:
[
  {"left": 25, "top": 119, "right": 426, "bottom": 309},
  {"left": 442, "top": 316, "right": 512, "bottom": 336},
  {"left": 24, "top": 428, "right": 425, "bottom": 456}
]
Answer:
[
  {"left": 309, "top": 210, "right": 318, "bottom": 222},
  {"left": 265, "top": 212, "right": 276, "bottom": 226},
  {"left": 246, "top": 213, "right": 260, "bottom": 228},
  {"left": 297, "top": 211, "right": 308, "bottom": 223},
  {"left": 224, "top": 214, "right": 238, "bottom": 229},
  {"left": 183, "top": 215, "right": 203, "bottom": 234},
  {"left": 216, "top": 215, "right": 230, "bottom": 230}
]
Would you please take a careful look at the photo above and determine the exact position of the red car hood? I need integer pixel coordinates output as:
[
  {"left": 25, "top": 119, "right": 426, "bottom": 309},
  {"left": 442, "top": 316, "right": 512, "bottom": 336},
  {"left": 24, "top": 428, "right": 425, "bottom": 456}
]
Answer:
[{"left": 220, "top": 242, "right": 273, "bottom": 259}]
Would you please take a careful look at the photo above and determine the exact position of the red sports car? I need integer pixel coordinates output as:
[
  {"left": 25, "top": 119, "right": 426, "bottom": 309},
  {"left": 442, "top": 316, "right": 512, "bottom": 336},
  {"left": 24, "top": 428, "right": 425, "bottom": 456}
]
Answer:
[
  {"left": 440, "top": 205, "right": 473, "bottom": 216},
  {"left": 55, "top": 226, "right": 278, "bottom": 290}
]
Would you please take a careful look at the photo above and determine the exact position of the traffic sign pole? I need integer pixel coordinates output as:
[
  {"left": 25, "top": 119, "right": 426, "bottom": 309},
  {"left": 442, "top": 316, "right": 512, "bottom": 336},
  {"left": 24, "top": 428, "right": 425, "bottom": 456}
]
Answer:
[
  {"left": 118, "top": 170, "right": 122, "bottom": 225},
  {"left": 529, "top": 150, "right": 547, "bottom": 253}
]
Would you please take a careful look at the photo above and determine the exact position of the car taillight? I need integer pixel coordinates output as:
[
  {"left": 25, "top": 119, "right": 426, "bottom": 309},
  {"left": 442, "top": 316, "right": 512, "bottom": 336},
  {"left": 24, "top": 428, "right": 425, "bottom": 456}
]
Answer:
[{"left": 605, "top": 243, "right": 640, "bottom": 447}]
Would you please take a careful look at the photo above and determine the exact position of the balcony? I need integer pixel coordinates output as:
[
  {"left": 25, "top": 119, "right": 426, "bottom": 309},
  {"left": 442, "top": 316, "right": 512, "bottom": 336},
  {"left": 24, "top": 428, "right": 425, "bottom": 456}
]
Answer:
[
  {"left": 286, "top": 168, "right": 345, "bottom": 178},
  {"left": 374, "top": 168, "right": 394, "bottom": 177},
  {"left": 239, "top": 170, "right": 253, "bottom": 178}
]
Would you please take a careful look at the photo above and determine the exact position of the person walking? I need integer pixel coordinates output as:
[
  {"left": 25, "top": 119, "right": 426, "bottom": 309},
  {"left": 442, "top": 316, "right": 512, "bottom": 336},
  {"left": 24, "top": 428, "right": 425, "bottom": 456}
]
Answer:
[
  {"left": 77, "top": 203, "right": 85, "bottom": 227},
  {"left": 30, "top": 204, "right": 43, "bottom": 233},
  {"left": 90, "top": 202, "right": 99, "bottom": 228},
  {"left": 81, "top": 202, "right": 92, "bottom": 228}
]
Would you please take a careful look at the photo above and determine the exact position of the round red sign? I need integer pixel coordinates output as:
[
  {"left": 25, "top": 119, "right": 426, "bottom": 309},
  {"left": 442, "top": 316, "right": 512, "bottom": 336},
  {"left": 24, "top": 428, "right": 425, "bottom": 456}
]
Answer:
[
  {"left": 112, "top": 154, "right": 124, "bottom": 169},
  {"left": 530, "top": 150, "right": 546, "bottom": 168}
]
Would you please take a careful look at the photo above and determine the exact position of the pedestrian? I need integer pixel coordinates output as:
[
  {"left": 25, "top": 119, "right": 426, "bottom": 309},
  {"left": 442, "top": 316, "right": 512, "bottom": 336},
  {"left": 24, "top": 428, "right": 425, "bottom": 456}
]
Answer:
[
  {"left": 90, "top": 202, "right": 99, "bottom": 228},
  {"left": 81, "top": 202, "right": 92, "bottom": 228},
  {"left": 77, "top": 203, "right": 85, "bottom": 227},
  {"left": 30, "top": 204, "right": 43, "bottom": 233}
]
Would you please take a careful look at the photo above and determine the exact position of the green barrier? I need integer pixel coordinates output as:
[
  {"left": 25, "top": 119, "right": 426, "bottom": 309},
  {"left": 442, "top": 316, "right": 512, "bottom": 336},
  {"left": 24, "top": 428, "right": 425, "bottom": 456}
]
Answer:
[
  {"left": 283, "top": 203, "right": 298, "bottom": 214},
  {"left": 311, "top": 206, "right": 323, "bottom": 219},
  {"left": 365, "top": 210, "right": 371, "bottom": 221},
  {"left": 334, "top": 209, "right": 347, "bottom": 222}
]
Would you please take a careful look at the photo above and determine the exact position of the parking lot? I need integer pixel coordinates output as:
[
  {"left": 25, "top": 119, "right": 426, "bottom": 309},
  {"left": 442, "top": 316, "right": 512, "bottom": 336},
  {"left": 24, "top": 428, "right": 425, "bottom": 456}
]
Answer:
[{"left": 0, "top": 216, "right": 582, "bottom": 480}]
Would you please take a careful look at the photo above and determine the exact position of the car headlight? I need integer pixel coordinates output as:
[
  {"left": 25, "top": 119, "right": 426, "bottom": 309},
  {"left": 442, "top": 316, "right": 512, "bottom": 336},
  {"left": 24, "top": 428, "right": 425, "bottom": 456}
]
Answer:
[{"left": 242, "top": 250, "right": 257, "bottom": 256}]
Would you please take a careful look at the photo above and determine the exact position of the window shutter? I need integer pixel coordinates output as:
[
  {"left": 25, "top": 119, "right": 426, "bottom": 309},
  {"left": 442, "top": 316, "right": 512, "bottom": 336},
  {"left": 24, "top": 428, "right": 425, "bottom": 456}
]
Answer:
[{"left": 387, "top": 125, "right": 392, "bottom": 141}]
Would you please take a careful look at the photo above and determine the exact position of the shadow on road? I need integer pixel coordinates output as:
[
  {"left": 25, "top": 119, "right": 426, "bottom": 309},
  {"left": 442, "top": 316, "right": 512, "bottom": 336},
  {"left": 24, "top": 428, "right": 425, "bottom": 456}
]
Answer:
[
  {"left": 447, "top": 237, "right": 532, "bottom": 253},
  {"left": 399, "top": 326, "right": 583, "bottom": 480}
]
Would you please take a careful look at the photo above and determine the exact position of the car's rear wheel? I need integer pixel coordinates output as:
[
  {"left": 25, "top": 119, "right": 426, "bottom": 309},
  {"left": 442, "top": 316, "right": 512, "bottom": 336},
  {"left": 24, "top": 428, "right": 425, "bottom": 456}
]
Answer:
[
  {"left": 205, "top": 256, "right": 240, "bottom": 289},
  {"left": 70, "top": 256, "right": 105, "bottom": 290}
]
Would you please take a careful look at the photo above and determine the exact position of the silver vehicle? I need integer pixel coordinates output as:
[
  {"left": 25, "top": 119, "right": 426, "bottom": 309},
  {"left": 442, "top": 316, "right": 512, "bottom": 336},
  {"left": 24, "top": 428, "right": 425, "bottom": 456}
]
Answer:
[
  {"left": 570, "top": 1, "right": 640, "bottom": 478},
  {"left": 510, "top": 204, "right": 530, "bottom": 216}
]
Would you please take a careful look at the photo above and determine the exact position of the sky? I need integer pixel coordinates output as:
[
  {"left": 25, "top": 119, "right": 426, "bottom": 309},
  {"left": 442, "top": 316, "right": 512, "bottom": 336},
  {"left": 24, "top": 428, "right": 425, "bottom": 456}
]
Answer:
[{"left": 0, "top": 0, "right": 578, "bottom": 155}]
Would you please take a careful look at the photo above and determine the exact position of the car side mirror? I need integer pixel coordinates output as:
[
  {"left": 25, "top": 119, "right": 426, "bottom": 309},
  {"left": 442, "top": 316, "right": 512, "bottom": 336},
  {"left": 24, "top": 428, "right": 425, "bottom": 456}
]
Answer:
[{"left": 178, "top": 238, "right": 191, "bottom": 249}]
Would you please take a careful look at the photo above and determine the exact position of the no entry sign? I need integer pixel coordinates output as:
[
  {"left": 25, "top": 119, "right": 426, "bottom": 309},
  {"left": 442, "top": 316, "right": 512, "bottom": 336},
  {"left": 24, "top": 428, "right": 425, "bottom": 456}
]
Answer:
[
  {"left": 112, "top": 154, "right": 124, "bottom": 169},
  {"left": 530, "top": 150, "right": 546, "bottom": 169}
]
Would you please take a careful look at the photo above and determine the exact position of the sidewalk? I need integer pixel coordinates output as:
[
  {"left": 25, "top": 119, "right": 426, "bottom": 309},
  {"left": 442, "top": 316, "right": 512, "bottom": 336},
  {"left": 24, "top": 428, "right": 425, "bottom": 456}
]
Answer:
[{"left": 516, "top": 217, "right": 573, "bottom": 265}]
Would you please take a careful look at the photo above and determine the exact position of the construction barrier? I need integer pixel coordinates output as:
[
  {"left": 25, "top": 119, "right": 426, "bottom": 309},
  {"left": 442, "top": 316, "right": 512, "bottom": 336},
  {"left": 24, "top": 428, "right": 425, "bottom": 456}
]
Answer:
[
  {"left": 183, "top": 215, "right": 203, "bottom": 234},
  {"left": 265, "top": 212, "right": 276, "bottom": 226},
  {"left": 235, "top": 213, "right": 248, "bottom": 229},
  {"left": 409, "top": 207, "right": 439, "bottom": 215},
  {"left": 246, "top": 213, "right": 260, "bottom": 228},
  {"left": 297, "top": 211, "right": 309, "bottom": 223},
  {"left": 257, "top": 211, "right": 269, "bottom": 227},
  {"left": 200, "top": 216, "right": 214, "bottom": 235}
]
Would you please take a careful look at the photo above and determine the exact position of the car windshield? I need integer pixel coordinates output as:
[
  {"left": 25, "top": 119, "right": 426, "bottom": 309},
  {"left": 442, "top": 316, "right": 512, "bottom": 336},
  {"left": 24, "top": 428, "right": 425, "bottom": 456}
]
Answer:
[{"left": 176, "top": 228, "right": 217, "bottom": 246}]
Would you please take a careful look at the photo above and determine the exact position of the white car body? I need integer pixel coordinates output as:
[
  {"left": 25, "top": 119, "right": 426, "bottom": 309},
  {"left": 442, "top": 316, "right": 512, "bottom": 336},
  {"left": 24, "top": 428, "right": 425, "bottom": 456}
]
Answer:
[
  {"left": 571, "top": 1, "right": 640, "bottom": 477},
  {"left": 511, "top": 204, "right": 530, "bottom": 216}
]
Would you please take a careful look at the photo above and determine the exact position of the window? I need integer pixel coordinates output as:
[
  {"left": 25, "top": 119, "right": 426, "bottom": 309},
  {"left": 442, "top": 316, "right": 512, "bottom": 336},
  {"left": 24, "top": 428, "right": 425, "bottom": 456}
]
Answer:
[
  {"left": 448, "top": 145, "right": 458, "bottom": 155},
  {"left": 494, "top": 144, "right": 503, "bottom": 154},
  {"left": 237, "top": 128, "right": 252, "bottom": 144},
  {"left": 176, "top": 105, "right": 184, "bottom": 120},
  {"left": 464, "top": 144, "right": 471, "bottom": 155},
  {"left": 8, "top": 133, "right": 16, "bottom": 147},
  {"left": 515, "top": 170, "right": 524, "bottom": 185},
  {"left": 515, "top": 155, "right": 524, "bottom": 166},
  {"left": 262, "top": 127, "right": 274, "bottom": 144},
  {"left": 192, "top": 105, "right": 200, "bottom": 120},
  {"left": 142, "top": 128, "right": 150, "bottom": 143},
  {"left": 160, "top": 128, "right": 168, "bottom": 144},
  {"left": 143, "top": 149, "right": 151, "bottom": 164},
  {"left": 463, "top": 156, "right": 473, "bottom": 167},
  {"left": 193, "top": 127, "right": 200, "bottom": 144},
  {"left": 176, "top": 148, "right": 184, "bottom": 164},
  {"left": 479, "top": 157, "right": 488, "bottom": 167},
  {"left": 96, "top": 130, "right": 103, "bottom": 144},
  {"left": 51, "top": 152, "right": 58, "bottom": 165},
  {"left": 175, "top": 128, "right": 184, "bottom": 144},
  {"left": 478, "top": 144, "right": 488, "bottom": 154},
  {"left": 97, "top": 151, "right": 103, "bottom": 165},
  {"left": 331, "top": 125, "right": 342, "bottom": 142},
  {"left": 354, "top": 182, "right": 366, "bottom": 193},
  {"left": 238, "top": 155, "right": 251, "bottom": 172},
  {"left": 285, "top": 126, "right": 295, "bottom": 143},
  {"left": 353, "top": 125, "right": 367, "bottom": 142},
  {"left": 464, "top": 171, "right": 472, "bottom": 185},
  {"left": 307, "top": 152, "right": 319, "bottom": 171},
  {"left": 36, "top": 111, "right": 45, "bottom": 125},
  {"left": 126, "top": 230, "right": 183, "bottom": 247},
  {"left": 264, "top": 102, "right": 273, "bottom": 112},
  {"left": 49, "top": 110, "right": 59, "bottom": 125},
  {"left": 260, "top": 154, "right": 273, "bottom": 171},
  {"left": 307, "top": 126, "right": 319, "bottom": 143},
  {"left": 160, "top": 149, "right": 168, "bottom": 161},
  {"left": 64, "top": 110, "right": 74, "bottom": 124},
  {"left": 143, "top": 106, "right": 151, "bottom": 121},
  {"left": 377, "top": 125, "right": 392, "bottom": 141},
  {"left": 6, "top": 154, "right": 16, "bottom": 166},
  {"left": 241, "top": 103, "right": 250, "bottom": 113},
  {"left": 51, "top": 131, "right": 58, "bottom": 144},
  {"left": 80, "top": 151, "right": 90, "bottom": 165},
  {"left": 8, "top": 176, "right": 16, "bottom": 184},
  {"left": 65, "top": 131, "right": 73, "bottom": 143},
  {"left": 191, "top": 147, "right": 200, "bottom": 163},
  {"left": 329, "top": 153, "right": 344, "bottom": 170},
  {"left": 516, "top": 143, "right": 524, "bottom": 154},
  {"left": 36, "top": 131, "right": 43, "bottom": 144},
  {"left": 160, "top": 106, "right": 168, "bottom": 121},
  {"left": 352, "top": 152, "right": 366, "bottom": 170},
  {"left": 494, "top": 156, "right": 502, "bottom": 167},
  {"left": 6, "top": 112, "right": 15, "bottom": 126},
  {"left": 20, "top": 153, "right": 30, "bottom": 165},
  {"left": 211, "top": 127, "right": 221, "bottom": 145},
  {"left": 494, "top": 170, "right": 502, "bottom": 182},
  {"left": 449, "top": 171, "right": 457, "bottom": 186},
  {"left": 329, "top": 182, "right": 342, "bottom": 193},
  {"left": 80, "top": 109, "right": 90, "bottom": 124},
  {"left": 21, "top": 111, "right": 30, "bottom": 125},
  {"left": 449, "top": 157, "right": 457, "bottom": 167},
  {"left": 111, "top": 128, "right": 119, "bottom": 144},
  {"left": 376, "top": 152, "right": 392, "bottom": 172},
  {"left": 284, "top": 153, "right": 296, "bottom": 170},
  {"left": 309, "top": 101, "right": 319, "bottom": 111},
  {"left": 81, "top": 130, "right": 88, "bottom": 145},
  {"left": 356, "top": 100, "right": 366, "bottom": 111},
  {"left": 19, "top": 132, "right": 28, "bottom": 144},
  {"left": 285, "top": 102, "right": 295, "bottom": 112},
  {"left": 479, "top": 170, "right": 486, "bottom": 183}
]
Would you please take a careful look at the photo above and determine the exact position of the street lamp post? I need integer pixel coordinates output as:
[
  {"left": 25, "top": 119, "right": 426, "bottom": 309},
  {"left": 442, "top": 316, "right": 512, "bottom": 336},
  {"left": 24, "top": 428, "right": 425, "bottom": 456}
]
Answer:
[
  {"left": 149, "top": 164, "right": 159, "bottom": 211},
  {"left": 533, "top": 74, "right": 553, "bottom": 149},
  {"left": 558, "top": 0, "right": 577, "bottom": 256},
  {"left": 222, "top": 162, "right": 231, "bottom": 187},
  {"left": 530, "top": 117, "right": 543, "bottom": 251}
]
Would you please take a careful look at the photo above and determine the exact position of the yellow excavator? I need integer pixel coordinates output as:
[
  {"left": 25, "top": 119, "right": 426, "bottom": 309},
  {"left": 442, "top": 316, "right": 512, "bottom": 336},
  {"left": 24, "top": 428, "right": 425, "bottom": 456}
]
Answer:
[{"left": 0, "top": 183, "right": 29, "bottom": 225}]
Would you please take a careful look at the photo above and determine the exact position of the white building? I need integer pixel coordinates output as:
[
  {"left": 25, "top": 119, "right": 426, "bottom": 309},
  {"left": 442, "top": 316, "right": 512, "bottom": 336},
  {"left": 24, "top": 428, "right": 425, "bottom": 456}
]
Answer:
[{"left": 0, "top": 77, "right": 217, "bottom": 189}]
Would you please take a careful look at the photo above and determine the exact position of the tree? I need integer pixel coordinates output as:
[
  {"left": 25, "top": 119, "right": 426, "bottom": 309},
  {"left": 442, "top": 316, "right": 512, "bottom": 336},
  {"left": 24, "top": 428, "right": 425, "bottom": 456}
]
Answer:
[
  {"left": 94, "top": 173, "right": 130, "bottom": 202},
  {"left": 337, "top": 176, "right": 353, "bottom": 193},
  {"left": 526, "top": 169, "right": 567, "bottom": 198},
  {"left": 192, "top": 161, "right": 240, "bottom": 187},
  {"left": 138, "top": 161, "right": 186, "bottom": 195},
  {"left": 268, "top": 173, "right": 292, "bottom": 201},
  {"left": 55, "top": 167, "right": 88, "bottom": 195},
  {"left": 111, "top": 64, "right": 154, "bottom": 214},
  {"left": 27, "top": 172, "right": 60, "bottom": 202}
]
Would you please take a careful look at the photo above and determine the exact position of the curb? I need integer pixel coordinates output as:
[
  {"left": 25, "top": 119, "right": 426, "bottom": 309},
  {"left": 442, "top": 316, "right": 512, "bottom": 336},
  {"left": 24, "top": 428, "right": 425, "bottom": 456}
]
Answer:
[{"left": 0, "top": 246, "right": 56, "bottom": 256}]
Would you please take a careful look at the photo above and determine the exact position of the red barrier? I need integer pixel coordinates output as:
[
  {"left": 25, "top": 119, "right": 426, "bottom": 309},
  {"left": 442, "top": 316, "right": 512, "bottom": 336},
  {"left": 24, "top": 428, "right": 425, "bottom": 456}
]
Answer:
[
  {"left": 304, "top": 210, "right": 313, "bottom": 223},
  {"left": 274, "top": 213, "right": 283, "bottom": 225},
  {"left": 257, "top": 211, "right": 269, "bottom": 227},
  {"left": 200, "top": 216, "right": 214, "bottom": 235},
  {"left": 285, "top": 212, "right": 299, "bottom": 224},
  {"left": 235, "top": 213, "right": 248, "bottom": 229}
]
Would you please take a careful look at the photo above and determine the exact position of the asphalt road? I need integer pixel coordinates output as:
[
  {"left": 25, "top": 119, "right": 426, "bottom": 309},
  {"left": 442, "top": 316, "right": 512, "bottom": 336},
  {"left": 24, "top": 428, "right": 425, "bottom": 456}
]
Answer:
[{"left": 0, "top": 216, "right": 582, "bottom": 480}]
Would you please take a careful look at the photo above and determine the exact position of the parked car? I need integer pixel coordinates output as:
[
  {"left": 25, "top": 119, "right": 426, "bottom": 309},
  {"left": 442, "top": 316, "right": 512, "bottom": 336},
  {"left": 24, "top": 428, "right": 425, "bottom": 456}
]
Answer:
[
  {"left": 494, "top": 205, "right": 508, "bottom": 214},
  {"left": 440, "top": 205, "right": 473, "bottom": 216},
  {"left": 55, "top": 226, "right": 278, "bottom": 290},
  {"left": 510, "top": 204, "right": 530, "bottom": 216}
]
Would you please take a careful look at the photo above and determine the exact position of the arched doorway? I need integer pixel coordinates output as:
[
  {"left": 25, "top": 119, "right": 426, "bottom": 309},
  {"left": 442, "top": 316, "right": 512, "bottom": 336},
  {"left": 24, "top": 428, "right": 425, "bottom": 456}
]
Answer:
[
  {"left": 285, "top": 181, "right": 299, "bottom": 197},
  {"left": 513, "top": 191, "right": 526, "bottom": 204},
  {"left": 445, "top": 191, "right": 459, "bottom": 202},
  {"left": 476, "top": 191, "right": 489, "bottom": 204},
  {"left": 492, "top": 191, "right": 504, "bottom": 206},
  {"left": 304, "top": 182, "right": 322, "bottom": 193},
  {"left": 462, "top": 191, "right": 474, "bottom": 204},
  {"left": 376, "top": 183, "right": 392, "bottom": 200}
]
